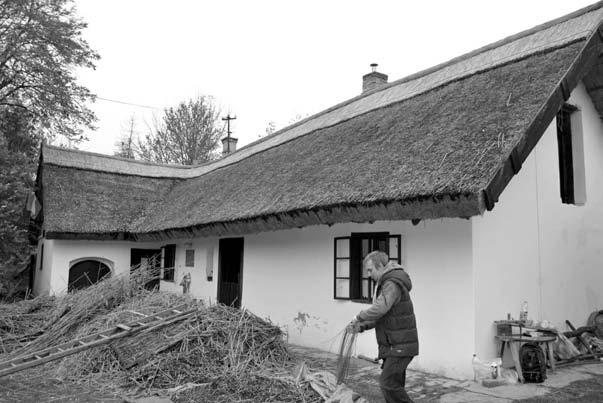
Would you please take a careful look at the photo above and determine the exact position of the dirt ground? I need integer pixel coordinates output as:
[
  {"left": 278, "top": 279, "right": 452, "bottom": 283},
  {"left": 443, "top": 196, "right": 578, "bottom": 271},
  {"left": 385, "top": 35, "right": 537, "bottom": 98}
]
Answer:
[
  {"left": 1, "top": 350, "right": 602, "bottom": 402},
  {"left": 0, "top": 372, "right": 122, "bottom": 402},
  {"left": 516, "top": 376, "right": 603, "bottom": 403}
]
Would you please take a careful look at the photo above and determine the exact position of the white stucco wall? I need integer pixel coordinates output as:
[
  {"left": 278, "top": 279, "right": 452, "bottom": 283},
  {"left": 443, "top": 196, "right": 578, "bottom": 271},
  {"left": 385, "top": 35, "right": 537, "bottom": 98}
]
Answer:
[
  {"left": 240, "top": 219, "right": 475, "bottom": 378},
  {"left": 37, "top": 239, "right": 160, "bottom": 294},
  {"left": 35, "top": 237, "right": 220, "bottom": 299},
  {"left": 472, "top": 82, "right": 603, "bottom": 359},
  {"left": 159, "top": 238, "right": 219, "bottom": 301}
]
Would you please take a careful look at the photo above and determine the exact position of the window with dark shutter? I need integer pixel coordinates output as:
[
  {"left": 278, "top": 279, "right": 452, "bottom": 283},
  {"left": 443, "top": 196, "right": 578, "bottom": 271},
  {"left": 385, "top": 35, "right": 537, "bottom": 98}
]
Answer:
[
  {"left": 162, "top": 244, "right": 176, "bottom": 281},
  {"left": 556, "top": 104, "right": 577, "bottom": 205},
  {"left": 334, "top": 232, "right": 401, "bottom": 302}
]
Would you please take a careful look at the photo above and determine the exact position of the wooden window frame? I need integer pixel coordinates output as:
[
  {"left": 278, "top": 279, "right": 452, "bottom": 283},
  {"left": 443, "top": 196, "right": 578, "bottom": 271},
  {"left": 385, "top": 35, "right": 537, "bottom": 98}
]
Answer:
[
  {"left": 334, "top": 232, "right": 402, "bottom": 303},
  {"left": 334, "top": 236, "right": 351, "bottom": 301}
]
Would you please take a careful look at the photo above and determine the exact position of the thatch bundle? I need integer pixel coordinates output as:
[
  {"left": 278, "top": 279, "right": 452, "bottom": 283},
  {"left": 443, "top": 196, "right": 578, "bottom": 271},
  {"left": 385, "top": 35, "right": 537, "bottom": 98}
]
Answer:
[
  {"left": 0, "top": 296, "right": 55, "bottom": 354},
  {"left": 0, "top": 269, "right": 319, "bottom": 402}
]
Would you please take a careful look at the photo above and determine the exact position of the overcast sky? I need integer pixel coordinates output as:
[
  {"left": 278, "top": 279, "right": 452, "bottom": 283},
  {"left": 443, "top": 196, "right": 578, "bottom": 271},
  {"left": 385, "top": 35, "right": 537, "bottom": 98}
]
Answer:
[{"left": 74, "top": 0, "right": 596, "bottom": 156}]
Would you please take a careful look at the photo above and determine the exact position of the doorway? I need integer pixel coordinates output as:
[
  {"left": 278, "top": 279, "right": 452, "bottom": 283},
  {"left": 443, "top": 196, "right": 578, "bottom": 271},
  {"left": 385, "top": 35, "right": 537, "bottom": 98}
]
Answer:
[
  {"left": 130, "top": 248, "right": 161, "bottom": 290},
  {"left": 217, "top": 238, "right": 244, "bottom": 308}
]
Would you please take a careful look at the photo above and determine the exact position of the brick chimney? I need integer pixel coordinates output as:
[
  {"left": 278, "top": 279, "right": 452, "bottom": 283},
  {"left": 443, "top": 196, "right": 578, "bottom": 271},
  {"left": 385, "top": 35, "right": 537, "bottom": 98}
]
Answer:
[
  {"left": 362, "top": 63, "right": 388, "bottom": 93},
  {"left": 221, "top": 136, "right": 238, "bottom": 156}
]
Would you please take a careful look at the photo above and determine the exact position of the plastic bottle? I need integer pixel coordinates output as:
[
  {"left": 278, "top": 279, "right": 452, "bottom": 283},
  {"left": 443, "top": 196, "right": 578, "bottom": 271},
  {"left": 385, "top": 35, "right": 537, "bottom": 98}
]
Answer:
[{"left": 520, "top": 301, "right": 528, "bottom": 322}]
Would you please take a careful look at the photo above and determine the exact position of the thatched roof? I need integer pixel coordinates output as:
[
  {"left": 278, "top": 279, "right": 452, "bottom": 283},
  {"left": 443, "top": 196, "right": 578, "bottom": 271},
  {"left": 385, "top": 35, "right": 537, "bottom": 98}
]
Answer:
[{"left": 40, "top": 3, "right": 603, "bottom": 241}]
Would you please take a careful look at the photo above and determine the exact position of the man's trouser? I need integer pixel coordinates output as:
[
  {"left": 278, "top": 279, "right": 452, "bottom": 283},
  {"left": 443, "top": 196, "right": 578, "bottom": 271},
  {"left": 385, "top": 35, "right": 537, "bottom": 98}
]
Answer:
[{"left": 380, "top": 356, "right": 414, "bottom": 403}]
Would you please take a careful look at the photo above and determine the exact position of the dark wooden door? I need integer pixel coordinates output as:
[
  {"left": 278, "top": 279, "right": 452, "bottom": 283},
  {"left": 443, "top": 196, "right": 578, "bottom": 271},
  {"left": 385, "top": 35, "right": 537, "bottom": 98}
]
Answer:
[
  {"left": 130, "top": 248, "right": 161, "bottom": 290},
  {"left": 218, "top": 238, "right": 244, "bottom": 308}
]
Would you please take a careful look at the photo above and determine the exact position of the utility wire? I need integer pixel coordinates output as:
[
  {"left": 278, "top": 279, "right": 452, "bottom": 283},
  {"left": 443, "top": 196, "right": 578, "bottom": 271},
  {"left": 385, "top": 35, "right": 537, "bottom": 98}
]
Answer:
[{"left": 96, "top": 96, "right": 163, "bottom": 110}]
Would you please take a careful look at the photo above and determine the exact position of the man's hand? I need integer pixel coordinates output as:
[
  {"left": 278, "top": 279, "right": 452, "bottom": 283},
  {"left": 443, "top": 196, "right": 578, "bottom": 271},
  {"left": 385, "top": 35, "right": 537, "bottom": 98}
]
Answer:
[{"left": 346, "top": 318, "right": 360, "bottom": 333}]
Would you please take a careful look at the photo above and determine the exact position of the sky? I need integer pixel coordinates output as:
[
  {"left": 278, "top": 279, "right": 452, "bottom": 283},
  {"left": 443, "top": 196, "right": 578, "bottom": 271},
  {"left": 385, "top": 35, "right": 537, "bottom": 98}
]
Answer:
[{"left": 74, "top": 0, "right": 597, "bottom": 156}]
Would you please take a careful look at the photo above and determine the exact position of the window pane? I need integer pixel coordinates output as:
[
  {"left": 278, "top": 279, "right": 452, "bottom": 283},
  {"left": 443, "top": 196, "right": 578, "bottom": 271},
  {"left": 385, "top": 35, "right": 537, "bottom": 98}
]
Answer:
[
  {"left": 362, "top": 261, "right": 369, "bottom": 278},
  {"left": 362, "top": 279, "right": 370, "bottom": 299},
  {"left": 336, "top": 259, "right": 349, "bottom": 277},
  {"left": 361, "top": 239, "right": 369, "bottom": 258},
  {"left": 336, "top": 238, "right": 349, "bottom": 258},
  {"left": 389, "top": 237, "right": 399, "bottom": 260},
  {"left": 336, "top": 279, "right": 349, "bottom": 298},
  {"left": 185, "top": 249, "right": 195, "bottom": 267}
]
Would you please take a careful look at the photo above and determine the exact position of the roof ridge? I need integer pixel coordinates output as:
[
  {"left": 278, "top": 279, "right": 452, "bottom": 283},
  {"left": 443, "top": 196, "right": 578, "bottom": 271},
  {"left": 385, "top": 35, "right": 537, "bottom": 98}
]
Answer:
[
  {"left": 236, "top": 1, "right": 603, "bottom": 152},
  {"left": 43, "top": 143, "right": 196, "bottom": 169},
  {"left": 371, "top": 1, "right": 603, "bottom": 94}
]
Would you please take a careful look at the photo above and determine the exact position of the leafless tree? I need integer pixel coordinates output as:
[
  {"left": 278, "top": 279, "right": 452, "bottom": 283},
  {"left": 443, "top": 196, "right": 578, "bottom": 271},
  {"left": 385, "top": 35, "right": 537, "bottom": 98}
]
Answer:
[{"left": 114, "top": 115, "right": 138, "bottom": 159}]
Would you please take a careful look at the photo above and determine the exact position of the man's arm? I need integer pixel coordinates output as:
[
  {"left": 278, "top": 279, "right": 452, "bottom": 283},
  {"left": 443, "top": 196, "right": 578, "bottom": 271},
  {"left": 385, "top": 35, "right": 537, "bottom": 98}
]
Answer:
[{"left": 356, "top": 281, "right": 402, "bottom": 323}]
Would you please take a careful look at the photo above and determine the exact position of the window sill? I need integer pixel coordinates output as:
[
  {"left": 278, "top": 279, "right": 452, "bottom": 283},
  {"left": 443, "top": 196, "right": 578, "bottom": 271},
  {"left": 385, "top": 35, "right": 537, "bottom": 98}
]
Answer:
[
  {"left": 334, "top": 298, "right": 372, "bottom": 305},
  {"left": 351, "top": 299, "right": 372, "bottom": 305}
]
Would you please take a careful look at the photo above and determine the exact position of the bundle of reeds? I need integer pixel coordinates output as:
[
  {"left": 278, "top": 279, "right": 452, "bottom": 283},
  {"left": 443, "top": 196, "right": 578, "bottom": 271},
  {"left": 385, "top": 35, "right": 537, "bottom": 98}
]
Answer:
[
  {"left": 0, "top": 296, "right": 55, "bottom": 353},
  {"left": 335, "top": 326, "right": 358, "bottom": 384}
]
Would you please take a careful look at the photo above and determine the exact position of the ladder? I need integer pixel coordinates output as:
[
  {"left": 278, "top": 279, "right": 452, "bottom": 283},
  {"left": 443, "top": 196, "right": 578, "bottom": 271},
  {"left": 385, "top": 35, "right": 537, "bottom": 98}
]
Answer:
[{"left": 0, "top": 304, "right": 197, "bottom": 378}]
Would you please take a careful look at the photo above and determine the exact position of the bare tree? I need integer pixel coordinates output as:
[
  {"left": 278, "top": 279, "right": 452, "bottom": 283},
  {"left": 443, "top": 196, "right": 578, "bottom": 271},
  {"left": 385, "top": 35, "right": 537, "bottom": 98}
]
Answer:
[
  {"left": 114, "top": 115, "right": 138, "bottom": 159},
  {"left": 138, "top": 96, "right": 224, "bottom": 165}
]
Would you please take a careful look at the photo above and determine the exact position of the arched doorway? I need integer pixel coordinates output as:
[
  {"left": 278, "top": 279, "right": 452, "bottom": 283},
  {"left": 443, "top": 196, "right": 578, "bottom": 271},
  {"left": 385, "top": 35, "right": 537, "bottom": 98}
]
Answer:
[{"left": 68, "top": 259, "right": 112, "bottom": 292}]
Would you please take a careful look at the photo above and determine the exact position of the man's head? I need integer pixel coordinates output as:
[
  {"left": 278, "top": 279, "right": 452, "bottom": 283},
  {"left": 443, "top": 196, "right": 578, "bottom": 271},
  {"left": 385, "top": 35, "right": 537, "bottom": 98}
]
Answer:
[{"left": 363, "top": 251, "right": 389, "bottom": 282}]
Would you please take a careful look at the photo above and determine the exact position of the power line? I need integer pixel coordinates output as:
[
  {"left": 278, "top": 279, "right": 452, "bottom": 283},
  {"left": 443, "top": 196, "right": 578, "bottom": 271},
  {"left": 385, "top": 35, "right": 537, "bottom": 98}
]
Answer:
[{"left": 96, "top": 96, "right": 162, "bottom": 110}]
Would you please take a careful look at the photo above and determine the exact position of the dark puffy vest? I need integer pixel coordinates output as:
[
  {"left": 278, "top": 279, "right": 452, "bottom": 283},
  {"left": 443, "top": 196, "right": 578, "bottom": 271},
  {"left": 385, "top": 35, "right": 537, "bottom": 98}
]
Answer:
[{"left": 375, "top": 269, "right": 419, "bottom": 358}]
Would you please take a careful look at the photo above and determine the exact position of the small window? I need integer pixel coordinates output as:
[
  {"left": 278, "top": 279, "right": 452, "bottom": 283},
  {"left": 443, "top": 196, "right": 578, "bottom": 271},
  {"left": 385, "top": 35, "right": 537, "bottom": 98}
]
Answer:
[
  {"left": 162, "top": 244, "right": 176, "bottom": 282},
  {"left": 556, "top": 104, "right": 585, "bottom": 205},
  {"left": 334, "top": 232, "right": 401, "bottom": 302},
  {"left": 185, "top": 249, "right": 195, "bottom": 267},
  {"left": 68, "top": 260, "right": 111, "bottom": 292}
]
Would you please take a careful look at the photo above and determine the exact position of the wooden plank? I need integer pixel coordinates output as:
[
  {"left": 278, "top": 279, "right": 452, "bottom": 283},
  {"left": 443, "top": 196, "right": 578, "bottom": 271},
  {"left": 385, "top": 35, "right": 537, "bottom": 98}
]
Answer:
[
  {"left": 508, "top": 341, "right": 524, "bottom": 383},
  {"left": 566, "top": 320, "right": 599, "bottom": 358},
  {"left": 547, "top": 342, "right": 556, "bottom": 371}
]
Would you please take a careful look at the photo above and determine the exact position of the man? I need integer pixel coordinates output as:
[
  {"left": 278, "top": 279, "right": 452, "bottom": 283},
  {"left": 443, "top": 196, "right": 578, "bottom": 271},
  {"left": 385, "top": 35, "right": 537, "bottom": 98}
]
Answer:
[{"left": 349, "top": 251, "right": 418, "bottom": 403}]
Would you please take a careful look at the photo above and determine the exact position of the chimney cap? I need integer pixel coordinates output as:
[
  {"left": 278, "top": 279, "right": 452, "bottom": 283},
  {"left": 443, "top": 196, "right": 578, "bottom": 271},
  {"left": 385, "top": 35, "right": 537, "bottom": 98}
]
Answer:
[{"left": 370, "top": 63, "right": 378, "bottom": 72}]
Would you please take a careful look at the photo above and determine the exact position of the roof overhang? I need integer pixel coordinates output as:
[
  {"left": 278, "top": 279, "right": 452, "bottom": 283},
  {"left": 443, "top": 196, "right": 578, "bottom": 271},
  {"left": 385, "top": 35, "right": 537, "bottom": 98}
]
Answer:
[{"left": 46, "top": 192, "right": 482, "bottom": 241}]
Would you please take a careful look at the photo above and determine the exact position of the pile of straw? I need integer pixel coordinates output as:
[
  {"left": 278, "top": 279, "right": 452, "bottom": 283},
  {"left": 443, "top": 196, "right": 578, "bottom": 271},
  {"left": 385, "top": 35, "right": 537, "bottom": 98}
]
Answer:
[
  {"left": 0, "top": 266, "right": 319, "bottom": 402},
  {"left": 0, "top": 296, "right": 55, "bottom": 354}
]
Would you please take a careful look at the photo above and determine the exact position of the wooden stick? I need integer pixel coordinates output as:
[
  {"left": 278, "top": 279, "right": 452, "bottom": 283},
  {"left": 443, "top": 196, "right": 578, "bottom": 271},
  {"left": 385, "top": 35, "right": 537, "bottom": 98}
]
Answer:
[{"left": 565, "top": 320, "right": 599, "bottom": 358}]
